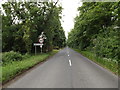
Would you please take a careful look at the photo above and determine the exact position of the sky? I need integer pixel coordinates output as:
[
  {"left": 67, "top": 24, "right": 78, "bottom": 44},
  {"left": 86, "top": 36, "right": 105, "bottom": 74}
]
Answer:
[{"left": 60, "top": 0, "right": 82, "bottom": 38}]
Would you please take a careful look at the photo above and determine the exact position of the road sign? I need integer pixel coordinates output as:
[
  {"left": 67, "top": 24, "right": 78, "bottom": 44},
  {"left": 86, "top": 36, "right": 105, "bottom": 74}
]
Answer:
[
  {"left": 39, "top": 38, "right": 44, "bottom": 43},
  {"left": 33, "top": 32, "right": 47, "bottom": 55},
  {"left": 34, "top": 43, "right": 43, "bottom": 46}
]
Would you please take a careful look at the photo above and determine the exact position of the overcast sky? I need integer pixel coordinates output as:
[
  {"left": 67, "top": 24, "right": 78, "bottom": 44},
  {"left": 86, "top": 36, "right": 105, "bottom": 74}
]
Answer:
[{"left": 60, "top": 0, "right": 82, "bottom": 38}]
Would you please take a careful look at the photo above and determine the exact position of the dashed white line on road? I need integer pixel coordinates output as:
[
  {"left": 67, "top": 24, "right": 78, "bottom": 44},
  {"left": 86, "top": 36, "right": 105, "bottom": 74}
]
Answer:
[
  {"left": 68, "top": 54, "right": 69, "bottom": 56},
  {"left": 69, "top": 60, "right": 72, "bottom": 66}
]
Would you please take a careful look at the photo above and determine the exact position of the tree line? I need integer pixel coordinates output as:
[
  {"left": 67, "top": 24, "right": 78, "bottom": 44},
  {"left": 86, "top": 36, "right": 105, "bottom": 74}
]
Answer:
[
  {"left": 2, "top": 1, "right": 66, "bottom": 54},
  {"left": 67, "top": 2, "right": 120, "bottom": 61}
]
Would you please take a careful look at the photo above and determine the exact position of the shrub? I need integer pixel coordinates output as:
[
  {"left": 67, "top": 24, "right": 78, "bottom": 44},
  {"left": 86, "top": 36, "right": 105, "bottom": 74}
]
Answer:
[
  {"left": 22, "top": 53, "right": 30, "bottom": 59},
  {"left": 2, "top": 51, "right": 23, "bottom": 64},
  {"left": 53, "top": 46, "right": 59, "bottom": 50}
]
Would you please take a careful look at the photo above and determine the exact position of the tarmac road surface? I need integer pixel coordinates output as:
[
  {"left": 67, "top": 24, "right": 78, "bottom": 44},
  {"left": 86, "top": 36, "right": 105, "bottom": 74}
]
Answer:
[{"left": 5, "top": 47, "right": 118, "bottom": 88}]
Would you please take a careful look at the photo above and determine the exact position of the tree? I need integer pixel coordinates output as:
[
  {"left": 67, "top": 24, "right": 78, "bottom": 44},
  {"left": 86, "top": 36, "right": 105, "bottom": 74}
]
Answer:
[
  {"left": 67, "top": 2, "right": 119, "bottom": 61},
  {"left": 2, "top": 1, "right": 66, "bottom": 53}
]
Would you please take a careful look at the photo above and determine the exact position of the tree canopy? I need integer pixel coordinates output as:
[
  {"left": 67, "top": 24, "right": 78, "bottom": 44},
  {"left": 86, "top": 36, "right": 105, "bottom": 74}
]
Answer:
[
  {"left": 2, "top": 1, "right": 66, "bottom": 53},
  {"left": 67, "top": 2, "right": 120, "bottom": 61}
]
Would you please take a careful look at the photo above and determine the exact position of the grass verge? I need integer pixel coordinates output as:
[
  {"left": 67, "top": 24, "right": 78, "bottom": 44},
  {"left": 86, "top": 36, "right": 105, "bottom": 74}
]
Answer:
[
  {"left": 1, "top": 50, "right": 59, "bottom": 84},
  {"left": 74, "top": 49, "right": 119, "bottom": 76}
]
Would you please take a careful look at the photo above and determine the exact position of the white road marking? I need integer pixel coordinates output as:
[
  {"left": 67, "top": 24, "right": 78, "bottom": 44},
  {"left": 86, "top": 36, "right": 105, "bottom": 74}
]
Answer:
[
  {"left": 69, "top": 60, "right": 72, "bottom": 66},
  {"left": 68, "top": 54, "right": 69, "bottom": 56}
]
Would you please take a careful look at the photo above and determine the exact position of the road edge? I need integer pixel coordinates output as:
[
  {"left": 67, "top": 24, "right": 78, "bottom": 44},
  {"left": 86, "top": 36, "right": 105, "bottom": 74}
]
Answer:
[{"left": 2, "top": 50, "right": 60, "bottom": 88}]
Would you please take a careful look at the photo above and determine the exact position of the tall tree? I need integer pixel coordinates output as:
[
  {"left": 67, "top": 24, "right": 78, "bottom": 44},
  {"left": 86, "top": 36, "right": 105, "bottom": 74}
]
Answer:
[
  {"left": 2, "top": 1, "right": 66, "bottom": 53},
  {"left": 67, "top": 2, "right": 119, "bottom": 61}
]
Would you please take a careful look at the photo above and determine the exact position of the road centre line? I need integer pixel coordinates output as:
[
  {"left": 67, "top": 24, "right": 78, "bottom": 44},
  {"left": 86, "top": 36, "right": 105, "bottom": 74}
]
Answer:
[{"left": 69, "top": 59, "right": 72, "bottom": 66}]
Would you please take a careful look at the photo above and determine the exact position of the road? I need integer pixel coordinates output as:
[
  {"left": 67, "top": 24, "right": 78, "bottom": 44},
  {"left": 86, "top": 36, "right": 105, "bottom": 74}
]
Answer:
[{"left": 5, "top": 47, "right": 118, "bottom": 88}]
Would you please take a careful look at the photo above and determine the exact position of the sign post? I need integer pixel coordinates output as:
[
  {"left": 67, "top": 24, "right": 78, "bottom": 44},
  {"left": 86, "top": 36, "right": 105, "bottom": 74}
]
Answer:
[
  {"left": 35, "top": 46, "right": 36, "bottom": 55},
  {"left": 33, "top": 32, "right": 46, "bottom": 55},
  {"left": 40, "top": 45, "right": 42, "bottom": 53}
]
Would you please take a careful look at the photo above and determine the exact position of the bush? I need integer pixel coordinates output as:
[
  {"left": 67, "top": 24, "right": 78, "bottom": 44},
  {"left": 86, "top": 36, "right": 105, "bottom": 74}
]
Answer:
[
  {"left": 93, "top": 27, "right": 119, "bottom": 60},
  {"left": 2, "top": 51, "right": 23, "bottom": 64},
  {"left": 22, "top": 53, "right": 30, "bottom": 59},
  {"left": 53, "top": 46, "right": 59, "bottom": 50}
]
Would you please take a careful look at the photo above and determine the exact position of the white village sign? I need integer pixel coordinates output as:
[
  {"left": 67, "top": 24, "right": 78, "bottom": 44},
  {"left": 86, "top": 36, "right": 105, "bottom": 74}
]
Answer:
[{"left": 34, "top": 32, "right": 46, "bottom": 55}]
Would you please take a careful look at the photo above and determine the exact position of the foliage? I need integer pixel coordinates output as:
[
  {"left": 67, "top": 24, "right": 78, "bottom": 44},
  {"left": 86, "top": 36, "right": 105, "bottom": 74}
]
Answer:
[
  {"left": 93, "top": 26, "right": 119, "bottom": 60},
  {"left": 2, "top": 51, "right": 31, "bottom": 66},
  {"left": 22, "top": 53, "right": 30, "bottom": 59},
  {"left": 53, "top": 28, "right": 66, "bottom": 48},
  {"left": 2, "top": 51, "right": 23, "bottom": 64},
  {"left": 67, "top": 2, "right": 120, "bottom": 61},
  {"left": 2, "top": 1, "right": 66, "bottom": 53}
]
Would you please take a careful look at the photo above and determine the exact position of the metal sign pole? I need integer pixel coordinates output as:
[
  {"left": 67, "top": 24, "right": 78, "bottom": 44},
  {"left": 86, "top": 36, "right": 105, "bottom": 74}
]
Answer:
[
  {"left": 41, "top": 47, "right": 42, "bottom": 53},
  {"left": 40, "top": 45, "right": 42, "bottom": 53},
  {"left": 35, "top": 46, "right": 36, "bottom": 55}
]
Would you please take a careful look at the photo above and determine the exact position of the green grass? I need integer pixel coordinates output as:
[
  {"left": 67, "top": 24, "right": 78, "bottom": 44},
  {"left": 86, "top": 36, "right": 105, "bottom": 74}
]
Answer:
[
  {"left": 1, "top": 50, "right": 59, "bottom": 83},
  {"left": 74, "top": 49, "right": 119, "bottom": 76}
]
